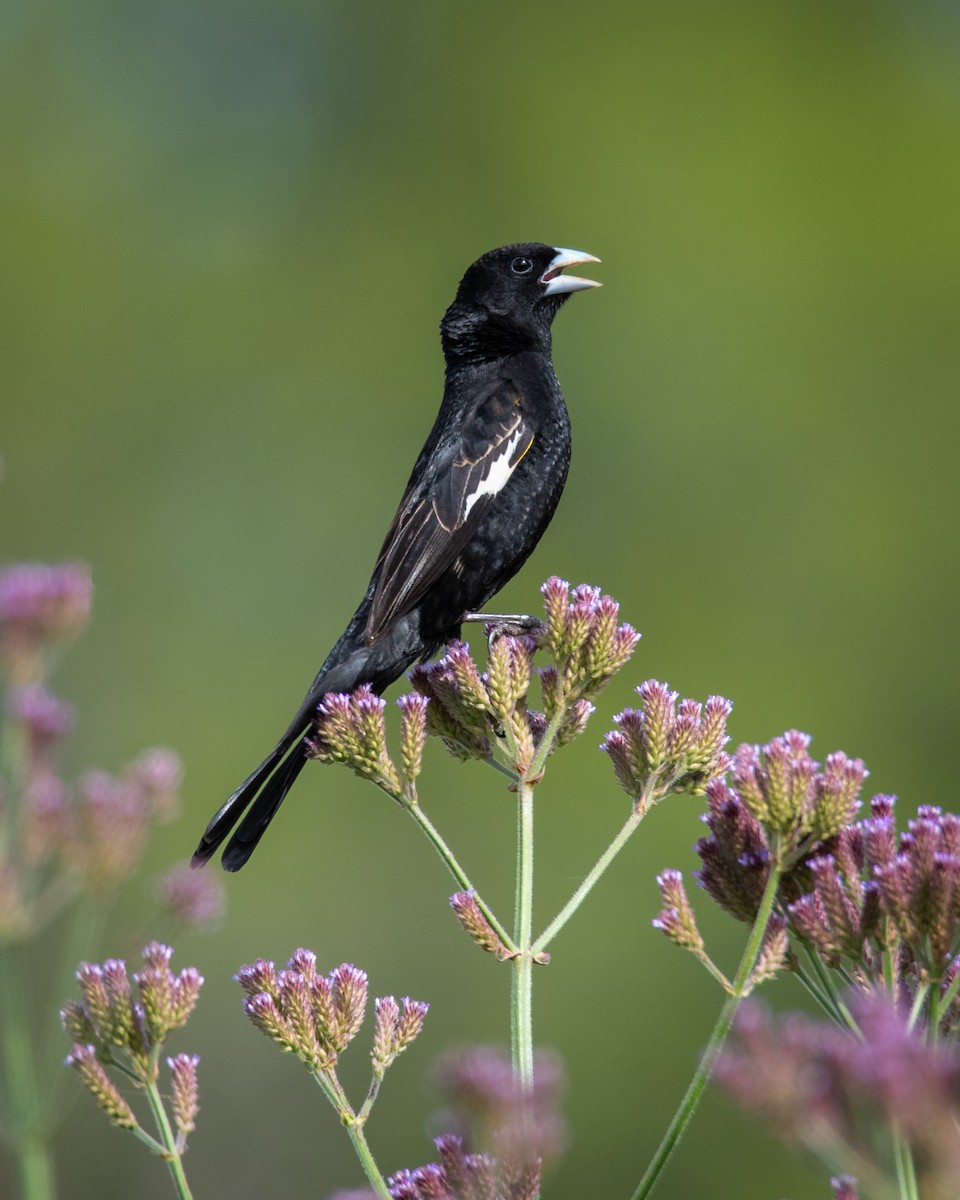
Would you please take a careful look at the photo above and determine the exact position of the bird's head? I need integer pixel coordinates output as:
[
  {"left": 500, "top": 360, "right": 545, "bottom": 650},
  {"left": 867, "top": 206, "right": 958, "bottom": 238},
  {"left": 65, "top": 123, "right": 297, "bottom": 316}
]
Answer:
[{"left": 441, "top": 243, "right": 601, "bottom": 365}]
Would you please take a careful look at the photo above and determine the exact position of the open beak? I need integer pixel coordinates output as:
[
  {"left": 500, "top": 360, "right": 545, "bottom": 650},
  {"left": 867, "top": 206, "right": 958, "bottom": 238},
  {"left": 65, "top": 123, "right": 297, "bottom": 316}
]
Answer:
[{"left": 539, "top": 247, "right": 602, "bottom": 296}]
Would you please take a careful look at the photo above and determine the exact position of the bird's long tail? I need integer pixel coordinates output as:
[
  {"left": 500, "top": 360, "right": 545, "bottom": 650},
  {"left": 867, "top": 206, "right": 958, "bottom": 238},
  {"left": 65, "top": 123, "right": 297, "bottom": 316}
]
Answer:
[
  {"left": 191, "top": 721, "right": 311, "bottom": 871},
  {"left": 191, "top": 620, "right": 418, "bottom": 872}
]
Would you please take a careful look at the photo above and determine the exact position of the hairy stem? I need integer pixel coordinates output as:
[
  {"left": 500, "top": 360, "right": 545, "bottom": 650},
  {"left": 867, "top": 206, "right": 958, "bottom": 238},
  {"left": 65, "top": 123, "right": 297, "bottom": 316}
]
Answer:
[
  {"left": 892, "top": 1125, "right": 919, "bottom": 1200},
  {"left": 512, "top": 776, "right": 536, "bottom": 1090},
  {"left": 402, "top": 798, "right": 516, "bottom": 954},
  {"left": 143, "top": 1071, "right": 193, "bottom": 1200},
  {"left": 311, "top": 1070, "right": 392, "bottom": 1200},
  {"left": 0, "top": 941, "right": 57, "bottom": 1200},
  {"left": 533, "top": 790, "right": 656, "bottom": 955},
  {"left": 630, "top": 861, "right": 783, "bottom": 1200}
]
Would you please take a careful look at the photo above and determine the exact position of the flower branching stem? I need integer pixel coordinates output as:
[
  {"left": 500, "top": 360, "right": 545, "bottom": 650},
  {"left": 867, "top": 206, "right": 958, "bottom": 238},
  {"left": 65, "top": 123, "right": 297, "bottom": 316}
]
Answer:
[
  {"left": 533, "top": 785, "right": 655, "bottom": 957},
  {"left": 630, "top": 859, "right": 784, "bottom": 1200},
  {"left": 142, "top": 1054, "right": 194, "bottom": 1200},
  {"left": 512, "top": 775, "right": 536, "bottom": 1090},
  {"left": 401, "top": 794, "right": 517, "bottom": 955},
  {"left": 0, "top": 942, "right": 56, "bottom": 1200},
  {"left": 310, "top": 1069, "right": 392, "bottom": 1200}
]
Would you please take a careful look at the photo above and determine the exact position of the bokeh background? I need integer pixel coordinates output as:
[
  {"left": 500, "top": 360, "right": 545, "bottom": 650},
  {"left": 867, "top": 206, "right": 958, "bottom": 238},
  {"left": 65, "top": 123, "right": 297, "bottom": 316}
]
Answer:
[{"left": 4, "top": 1, "right": 960, "bottom": 1196}]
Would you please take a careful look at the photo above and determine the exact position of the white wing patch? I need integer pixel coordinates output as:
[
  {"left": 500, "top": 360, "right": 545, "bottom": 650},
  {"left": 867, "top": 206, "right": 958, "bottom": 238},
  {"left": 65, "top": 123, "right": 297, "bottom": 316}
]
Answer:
[{"left": 462, "top": 430, "right": 524, "bottom": 520}]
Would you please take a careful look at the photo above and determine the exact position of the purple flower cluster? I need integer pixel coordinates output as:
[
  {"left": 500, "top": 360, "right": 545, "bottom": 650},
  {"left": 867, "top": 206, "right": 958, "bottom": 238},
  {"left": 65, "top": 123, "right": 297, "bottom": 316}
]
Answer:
[
  {"left": 63, "top": 943, "right": 202, "bottom": 1070},
  {"left": 450, "top": 891, "right": 513, "bottom": 960},
  {"left": 717, "top": 994, "right": 960, "bottom": 1198},
  {"left": 236, "top": 949, "right": 428, "bottom": 1077},
  {"left": 307, "top": 685, "right": 428, "bottom": 799},
  {"left": 385, "top": 1045, "right": 565, "bottom": 1200},
  {"left": 693, "top": 731, "right": 869, "bottom": 926},
  {"left": 786, "top": 799, "right": 960, "bottom": 1004},
  {"left": 62, "top": 944, "right": 203, "bottom": 1146},
  {"left": 435, "top": 1044, "right": 567, "bottom": 1168},
  {"left": 407, "top": 579, "right": 639, "bottom": 774},
  {"left": 601, "top": 680, "right": 732, "bottom": 805},
  {"left": 0, "top": 560, "right": 189, "bottom": 938},
  {"left": 157, "top": 861, "right": 226, "bottom": 931},
  {"left": 0, "top": 562, "right": 92, "bottom": 684},
  {"left": 388, "top": 1134, "right": 540, "bottom": 1200},
  {"left": 537, "top": 576, "right": 639, "bottom": 720}
]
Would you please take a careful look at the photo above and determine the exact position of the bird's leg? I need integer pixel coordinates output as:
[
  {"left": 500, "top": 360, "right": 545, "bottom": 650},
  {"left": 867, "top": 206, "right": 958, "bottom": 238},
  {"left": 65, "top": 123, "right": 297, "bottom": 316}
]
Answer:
[{"left": 462, "top": 612, "right": 545, "bottom": 645}]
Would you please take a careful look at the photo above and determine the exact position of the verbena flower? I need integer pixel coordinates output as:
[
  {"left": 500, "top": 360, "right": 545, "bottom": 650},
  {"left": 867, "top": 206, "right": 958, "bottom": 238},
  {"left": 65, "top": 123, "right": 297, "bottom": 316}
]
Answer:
[
  {"left": 0, "top": 563, "right": 186, "bottom": 936},
  {"left": 157, "top": 861, "right": 226, "bottom": 931},
  {"left": 408, "top": 579, "right": 639, "bottom": 773},
  {"left": 717, "top": 994, "right": 960, "bottom": 1200},
  {"left": 537, "top": 577, "right": 639, "bottom": 712},
  {"left": 601, "top": 681, "right": 732, "bottom": 805},
  {"left": 386, "top": 1045, "right": 565, "bottom": 1200},
  {"left": 450, "top": 891, "right": 513, "bottom": 960},
  {"left": 0, "top": 562, "right": 92, "bottom": 684},
  {"left": 435, "top": 1044, "right": 567, "bottom": 1170},
  {"left": 167, "top": 1053, "right": 200, "bottom": 1150},
  {"left": 62, "top": 944, "right": 203, "bottom": 1150},
  {"left": 693, "top": 732, "right": 869, "bottom": 925},
  {"left": 237, "top": 950, "right": 428, "bottom": 1080},
  {"left": 388, "top": 1134, "right": 538, "bottom": 1200},
  {"left": 652, "top": 870, "right": 704, "bottom": 954},
  {"left": 307, "top": 687, "right": 404, "bottom": 796}
]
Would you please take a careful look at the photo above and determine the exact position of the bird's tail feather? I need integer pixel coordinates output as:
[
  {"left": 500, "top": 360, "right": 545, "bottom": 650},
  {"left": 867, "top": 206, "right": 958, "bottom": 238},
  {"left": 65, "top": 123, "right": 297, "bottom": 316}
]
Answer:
[
  {"left": 191, "top": 630, "right": 415, "bottom": 872},
  {"left": 219, "top": 743, "right": 309, "bottom": 871},
  {"left": 189, "top": 739, "right": 287, "bottom": 868}
]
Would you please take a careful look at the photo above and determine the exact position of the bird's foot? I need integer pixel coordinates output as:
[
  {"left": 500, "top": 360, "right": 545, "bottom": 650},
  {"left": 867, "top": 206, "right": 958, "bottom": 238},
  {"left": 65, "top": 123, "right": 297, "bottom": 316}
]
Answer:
[{"left": 463, "top": 611, "right": 545, "bottom": 647}]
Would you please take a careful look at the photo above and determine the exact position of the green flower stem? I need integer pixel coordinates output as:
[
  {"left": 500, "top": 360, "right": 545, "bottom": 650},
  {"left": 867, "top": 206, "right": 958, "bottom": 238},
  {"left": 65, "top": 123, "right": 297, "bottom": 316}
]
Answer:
[
  {"left": 629, "top": 860, "right": 784, "bottom": 1200},
  {"left": 512, "top": 776, "right": 536, "bottom": 1090},
  {"left": 792, "top": 957, "right": 846, "bottom": 1026},
  {"left": 357, "top": 1073, "right": 384, "bottom": 1125},
  {"left": 143, "top": 1057, "right": 193, "bottom": 1200},
  {"left": 0, "top": 941, "right": 56, "bottom": 1200},
  {"left": 311, "top": 1070, "right": 392, "bottom": 1200},
  {"left": 533, "top": 794, "right": 651, "bottom": 956},
  {"left": 907, "top": 981, "right": 930, "bottom": 1033},
  {"left": 526, "top": 706, "right": 566, "bottom": 781},
  {"left": 796, "top": 947, "right": 860, "bottom": 1034},
  {"left": 402, "top": 798, "right": 516, "bottom": 954},
  {"left": 693, "top": 951, "right": 732, "bottom": 994},
  {"left": 481, "top": 753, "right": 521, "bottom": 784},
  {"left": 935, "top": 969, "right": 960, "bottom": 1031},
  {"left": 343, "top": 1119, "right": 392, "bottom": 1200},
  {"left": 892, "top": 1125, "right": 919, "bottom": 1200}
]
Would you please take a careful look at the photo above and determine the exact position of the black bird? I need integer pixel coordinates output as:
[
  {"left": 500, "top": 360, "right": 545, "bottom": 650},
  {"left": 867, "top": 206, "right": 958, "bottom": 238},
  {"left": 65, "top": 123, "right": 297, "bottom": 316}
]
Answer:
[{"left": 192, "top": 243, "right": 601, "bottom": 871}]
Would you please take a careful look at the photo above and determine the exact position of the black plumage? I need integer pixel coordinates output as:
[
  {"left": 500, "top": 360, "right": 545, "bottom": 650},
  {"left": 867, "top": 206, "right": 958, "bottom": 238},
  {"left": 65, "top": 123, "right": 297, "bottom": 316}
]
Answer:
[{"left": 192, "top": 243, "right": 600, "bottom": 871}]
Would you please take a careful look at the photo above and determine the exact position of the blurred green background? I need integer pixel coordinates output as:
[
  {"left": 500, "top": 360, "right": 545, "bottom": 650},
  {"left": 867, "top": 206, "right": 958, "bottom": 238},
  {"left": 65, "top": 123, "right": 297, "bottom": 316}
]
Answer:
[{"left": 4, "top": 0, "right": 960, "bottom": 1196}]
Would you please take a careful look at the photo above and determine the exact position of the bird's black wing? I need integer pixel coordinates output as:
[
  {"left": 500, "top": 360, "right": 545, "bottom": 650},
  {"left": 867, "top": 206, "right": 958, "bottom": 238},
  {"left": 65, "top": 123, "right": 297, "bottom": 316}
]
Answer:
[{"left": 364, "top": 378, "right": 535, "bottom": 642}]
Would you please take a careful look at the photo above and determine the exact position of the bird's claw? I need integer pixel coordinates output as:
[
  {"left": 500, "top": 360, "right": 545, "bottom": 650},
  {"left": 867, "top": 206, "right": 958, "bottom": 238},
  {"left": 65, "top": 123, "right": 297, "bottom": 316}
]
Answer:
[{"left": 463, "top": 611, "right": 546, "bottom": 650}]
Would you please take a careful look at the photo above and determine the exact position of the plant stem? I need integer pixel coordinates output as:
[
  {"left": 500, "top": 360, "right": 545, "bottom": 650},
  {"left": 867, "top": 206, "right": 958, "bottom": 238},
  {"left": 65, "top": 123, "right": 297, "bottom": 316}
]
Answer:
[
  {"left": 311, "top": 1071, "right": 392, "bottom": 1200},
  {"left": 907, "top": 982, "right": 930, "bottom": 1033},
  {"left": 342, "top": 1118, "right": 393, "bottom": 1200},
  {"left": 402, "top": 799, "right": 516, "bottom": 953},
  {"left": 526, "top": 708, "right": 566, "bottom": 782},
  {"left": 892, "top": 1126, "right": 919, "bottom": 1200},
  {"left": 936, "top": 969, "right": 960, "bottom": 1027},
  {"left": 629, "top": 861, "right": 783, "bottom": 1200},
  {"left": 533, "top": 799, "right": 648, "bottom": 956},
  {"left": 143, "top": 1071, "right": 193, "bottom": 1200},
  {"left": 796, "top": 947, "right": 860, "bottom": 1034},
  {"left": 511, "top": 776, "right": 536, "bottom": 1090},
  {"left": 0, "top": 941, "right": 57, "bottom": 1200}
]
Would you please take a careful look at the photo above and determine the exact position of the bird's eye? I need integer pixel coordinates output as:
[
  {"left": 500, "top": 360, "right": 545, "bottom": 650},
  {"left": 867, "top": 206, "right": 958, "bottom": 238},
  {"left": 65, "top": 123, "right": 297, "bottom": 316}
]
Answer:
[{"left": 510, "top": 256, "right": 534, "bottom": 275}]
